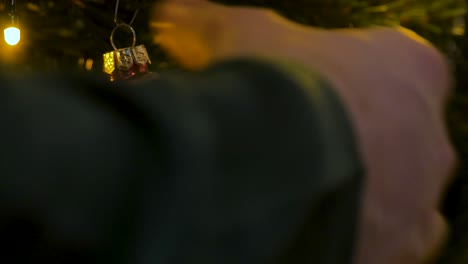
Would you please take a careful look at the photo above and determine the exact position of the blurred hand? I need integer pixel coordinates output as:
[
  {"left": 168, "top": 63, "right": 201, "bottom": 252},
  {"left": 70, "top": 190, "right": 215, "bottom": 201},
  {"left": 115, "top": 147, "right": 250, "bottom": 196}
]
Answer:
[{"left": 151, "top": 1, "right": 457, "bottom": 263}]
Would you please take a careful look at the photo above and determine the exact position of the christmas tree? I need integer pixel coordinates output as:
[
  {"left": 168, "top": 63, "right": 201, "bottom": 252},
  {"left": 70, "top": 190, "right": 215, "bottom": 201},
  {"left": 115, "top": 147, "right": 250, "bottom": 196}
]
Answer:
[{"left": 1, "top": 0, "right": 467, "bottom": 263}]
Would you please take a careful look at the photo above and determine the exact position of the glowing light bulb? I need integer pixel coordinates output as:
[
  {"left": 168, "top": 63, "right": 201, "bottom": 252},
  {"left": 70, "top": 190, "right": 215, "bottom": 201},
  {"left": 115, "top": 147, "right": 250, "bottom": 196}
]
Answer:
[{"left": 4, "top": 27, "right": 20, "bottom": 46}]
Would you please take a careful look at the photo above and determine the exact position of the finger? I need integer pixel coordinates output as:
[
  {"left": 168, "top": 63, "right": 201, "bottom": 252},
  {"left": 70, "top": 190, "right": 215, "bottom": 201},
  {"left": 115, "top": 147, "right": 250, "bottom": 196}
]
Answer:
[
  {"left": 150, "top": 0, "right": 206, "bottom": 40},
  {"left": 151, "top": 1, "right": 190, "bottom": 28},
  {"left": 150, "top": 22, "right": 176, "bottom": 30},
  {"left": 377, "top": 27, "right": 453, "bottom": 108},
  {"left": 421, "top": 211, "right": 449, "bottom": 263},
  {"left": 151, "top": 0, "right": 212, "bottom": 26},
  {"left": 161, "top": 0, "right": 207, "bottom": 4},
  {"left": 150, "top": 0, "right": 224, "bottom": 70}
]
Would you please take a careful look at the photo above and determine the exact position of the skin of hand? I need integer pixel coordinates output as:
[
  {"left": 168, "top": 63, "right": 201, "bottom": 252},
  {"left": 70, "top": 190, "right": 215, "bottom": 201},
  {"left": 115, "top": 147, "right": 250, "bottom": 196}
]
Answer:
[{"left": 150, "top": 0, "right": 457, "bottom": 263}]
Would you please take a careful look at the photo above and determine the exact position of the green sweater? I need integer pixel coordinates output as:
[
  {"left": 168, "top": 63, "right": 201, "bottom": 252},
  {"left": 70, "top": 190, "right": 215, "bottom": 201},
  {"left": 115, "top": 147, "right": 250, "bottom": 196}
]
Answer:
[{"left": 0, "top": 58, "right": 362, "bottom": 264}]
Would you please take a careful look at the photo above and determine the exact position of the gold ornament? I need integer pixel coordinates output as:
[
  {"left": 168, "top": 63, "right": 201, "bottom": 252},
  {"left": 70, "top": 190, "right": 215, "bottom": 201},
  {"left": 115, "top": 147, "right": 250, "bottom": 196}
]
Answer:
[{"left": 103, "top": 23, "right": 151, "bottom": 81}]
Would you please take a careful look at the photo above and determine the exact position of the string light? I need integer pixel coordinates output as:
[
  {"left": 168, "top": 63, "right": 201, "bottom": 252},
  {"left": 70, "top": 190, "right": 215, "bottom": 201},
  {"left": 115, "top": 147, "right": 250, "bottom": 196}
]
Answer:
[
  {"left": 85, "top": 58, "right": 93, "bottom": 71},
  {"left": 4, "top": 27, "right": 20, "bottom": 45},
  {"left": 4, "top": 0, "right": 21, "bottom": 46}
]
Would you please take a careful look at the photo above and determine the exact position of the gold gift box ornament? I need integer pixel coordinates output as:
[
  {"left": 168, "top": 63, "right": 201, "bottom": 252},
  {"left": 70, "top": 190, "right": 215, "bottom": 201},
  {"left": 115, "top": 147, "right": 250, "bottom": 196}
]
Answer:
[{"left": 103, "top": 23, "right": 151, "bottom": 82}]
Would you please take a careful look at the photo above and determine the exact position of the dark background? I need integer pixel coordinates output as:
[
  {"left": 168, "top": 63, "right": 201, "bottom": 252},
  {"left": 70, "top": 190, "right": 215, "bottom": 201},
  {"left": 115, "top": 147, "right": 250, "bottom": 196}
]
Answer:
[{"left": 1, "top": 0, "right": 467, "bottom": 263}]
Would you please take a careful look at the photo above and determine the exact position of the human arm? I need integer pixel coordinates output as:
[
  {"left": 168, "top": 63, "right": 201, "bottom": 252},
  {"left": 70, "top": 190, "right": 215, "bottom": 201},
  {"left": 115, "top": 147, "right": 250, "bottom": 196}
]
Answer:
[{"left": 0, "top": 59, "right": 362, "bottom": 264}]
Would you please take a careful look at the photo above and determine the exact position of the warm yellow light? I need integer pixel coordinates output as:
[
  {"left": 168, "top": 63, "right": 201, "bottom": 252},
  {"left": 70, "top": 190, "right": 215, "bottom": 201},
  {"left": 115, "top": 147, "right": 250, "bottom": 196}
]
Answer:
[
  {"left": 4, "top": 27, "right": 20, "bottom": 46},
  {"left": 85, "top": 58, "right": 93, "bottom": 71}
]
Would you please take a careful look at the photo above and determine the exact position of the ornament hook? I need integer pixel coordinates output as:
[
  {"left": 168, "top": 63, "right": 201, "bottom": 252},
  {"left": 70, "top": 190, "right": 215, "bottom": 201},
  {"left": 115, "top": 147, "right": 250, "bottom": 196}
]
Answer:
[{"left": 110, "top": 23, "right": 136, "bottom": 50}]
